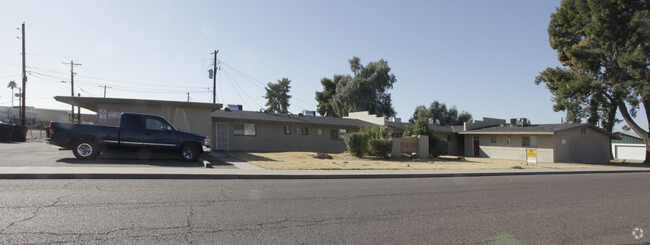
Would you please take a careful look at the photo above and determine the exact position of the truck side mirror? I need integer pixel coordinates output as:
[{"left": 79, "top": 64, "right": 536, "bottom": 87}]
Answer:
[{"left": 166, "top": 126, "right": 173, "bottom": 131}]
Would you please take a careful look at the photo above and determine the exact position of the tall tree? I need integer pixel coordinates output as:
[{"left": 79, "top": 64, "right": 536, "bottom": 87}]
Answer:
[
  {"left": 409, "top": 100, "right": 472, "bottom": 126},
  {"left": 315, "top": 75, "right": 343, "bottom": 117},
  {"left": 6, "top": 81, "right": 16, "bottom": 107},
  {"left": 315, "top": 57, "right": 396, "bottom": 117},
  {"left": 264, "top": 78, "right": 291, "bottom": 114},
  {"left": 535, "top": 0, "right": 650, "bottom": 163}
]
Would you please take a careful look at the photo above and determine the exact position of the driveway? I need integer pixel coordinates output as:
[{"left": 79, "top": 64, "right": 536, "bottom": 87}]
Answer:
[{"left": 0, "top": 139, "right": 236, "bottom": 169}]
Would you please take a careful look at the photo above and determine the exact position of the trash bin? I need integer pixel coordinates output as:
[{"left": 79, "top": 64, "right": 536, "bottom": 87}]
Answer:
[
  {"left": 0, "top": 121, "right": 14, "bottom": 142},
  {"left": 11, "top": 125, "right": 28, "bottom": 142}
]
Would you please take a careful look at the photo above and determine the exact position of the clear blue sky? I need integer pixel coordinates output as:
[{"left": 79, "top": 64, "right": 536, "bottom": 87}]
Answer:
[{"left": 0, "top": 0, "right": 647, "bottom": 131}]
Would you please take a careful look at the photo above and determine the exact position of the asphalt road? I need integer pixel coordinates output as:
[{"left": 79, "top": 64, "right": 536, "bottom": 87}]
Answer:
[
  {"left": 0, "top": 139, "right": 233, "bottom": 169},
  {"left": 1, "top": 173, "right": 650, "bottom": 244}
]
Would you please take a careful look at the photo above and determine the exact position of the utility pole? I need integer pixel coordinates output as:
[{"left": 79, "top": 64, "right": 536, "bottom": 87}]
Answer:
[
  {"left": 20, "top": 22, "right": 26, "bottom": 126},
  {"left": 187, "top": 92, "right": 190, "bottom": 102},
  {"left": 62, "top": 60, "right": 81, "bottom": 123},
  {"left": 99, "top": 85, "right": 111, "bottom": 98},
  {"left": 212, "top": 50, "right": 218, "bottom": 104}
]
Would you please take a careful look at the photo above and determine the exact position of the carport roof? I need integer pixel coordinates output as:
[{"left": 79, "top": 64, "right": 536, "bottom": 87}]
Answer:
[
  {"left": 212, "top": 110, "right": 374, "bottom": 127},
  {"left": 54, "top": 96, "right": 223, "bottom": 112}
]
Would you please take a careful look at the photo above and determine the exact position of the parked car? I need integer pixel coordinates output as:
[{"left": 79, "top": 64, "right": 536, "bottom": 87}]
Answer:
[{"left": 46, "top": 112, "right": 210, "bottom": 161}]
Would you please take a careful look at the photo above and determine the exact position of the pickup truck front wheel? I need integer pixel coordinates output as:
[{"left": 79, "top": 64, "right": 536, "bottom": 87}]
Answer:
[
  {"left": 180, "top": 143, "right": 199, "bottom": 162},
  {"left": 73, "top": 139, "right": 100, "bottom": 160}
]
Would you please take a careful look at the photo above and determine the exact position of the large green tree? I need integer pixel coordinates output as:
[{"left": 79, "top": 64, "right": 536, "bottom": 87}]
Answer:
[
  {"left": 264, "top": 78, "right": 291, "bottom": 114},
  {"left": 535, "top": 0, "right": 650, "bottom": 163},
  {"left": 410, "top": 101, "right": 473, "bottom": 126},
  {"left": 315, "top": 57, "right": 396, "bottom": 117}
]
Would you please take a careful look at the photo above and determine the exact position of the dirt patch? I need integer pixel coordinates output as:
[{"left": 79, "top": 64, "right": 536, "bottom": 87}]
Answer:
[{"left": 225, "top": 152, "right": 642, "bottom": 170}]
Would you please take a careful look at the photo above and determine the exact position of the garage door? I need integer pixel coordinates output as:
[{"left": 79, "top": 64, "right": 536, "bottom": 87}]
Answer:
[{"left": 615, "top": 144, "right": 645, "bottom": 161}]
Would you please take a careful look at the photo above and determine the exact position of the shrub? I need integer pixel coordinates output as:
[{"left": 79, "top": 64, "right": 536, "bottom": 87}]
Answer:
[
  {"left": 369, "top": 138, "right": 393, "bottom": 158},
  {"left": 344, "top": 132, "right": 368, "bottom": 157},
  {"left": 430, "top": 136, "right": 449, "bottom": 157}
]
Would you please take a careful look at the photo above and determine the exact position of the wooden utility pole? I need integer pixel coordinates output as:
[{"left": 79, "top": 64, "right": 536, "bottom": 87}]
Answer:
[
  {"left": 20, "top": 22, "right": 26, "bottom": 126},
  {"left": 187, "top": 92, "right": 190, "bottom": 102},
  {"left": 213, "top": 50, "right": 218, "bottom": 104},
  {"left": 62, "top": 60, "right": 81, "bottom": 123},
  {"left": 99, "top": 85, "right": 111, "bottom": 98}
]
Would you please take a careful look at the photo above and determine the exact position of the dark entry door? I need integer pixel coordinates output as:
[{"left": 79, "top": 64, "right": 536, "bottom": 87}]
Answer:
[{"left": 473, "top": 136, "right": 480, "bottom": 157}]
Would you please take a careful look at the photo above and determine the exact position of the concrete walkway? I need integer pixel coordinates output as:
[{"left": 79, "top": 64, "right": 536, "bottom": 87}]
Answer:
[{"left": 209, "top": 152, "right": 265, "bottom": 170}]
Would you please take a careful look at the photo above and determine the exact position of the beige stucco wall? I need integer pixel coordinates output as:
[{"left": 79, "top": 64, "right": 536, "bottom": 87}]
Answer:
[
  {"left": 96, "top": 103, "right": 213, "bottom": 144},
  {"left": 464, "top": 134, "right": 554, "bottom": 162},
  {"left": 553, "top": 127, "right": 610, "bottom": 164},
  {"left": 344, "top": 111, "right": 385, "bottom": 126},
  {"left": 213, "top": 120, "right": 357, "bottom": 153}
]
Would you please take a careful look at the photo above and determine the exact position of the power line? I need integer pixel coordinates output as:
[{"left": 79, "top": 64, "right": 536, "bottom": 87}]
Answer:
[
  {"left": 219, "top": 61, "right": 266, "bottom": 89},
  {"left": 27, "top": 23, "right": 206, "bottom": 55},
  {"left": 222, "top": 69, "right": 255, "bottom": 110}
]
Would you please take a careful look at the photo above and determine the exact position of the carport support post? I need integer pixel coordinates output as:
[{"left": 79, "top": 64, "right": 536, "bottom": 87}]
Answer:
[{"left": 77, "top": 93, "right": 81, "bottom": 123}]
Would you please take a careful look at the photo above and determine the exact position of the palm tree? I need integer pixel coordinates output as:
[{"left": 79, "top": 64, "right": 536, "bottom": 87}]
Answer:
[{"left": 6, "top": 81, "right": 16, "bottom": 107}]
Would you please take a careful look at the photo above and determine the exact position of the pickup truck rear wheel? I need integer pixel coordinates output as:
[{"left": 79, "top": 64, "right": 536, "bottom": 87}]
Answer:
[
  {"left": 73, "top": 139, "right": 100, "bottom": 160},
  {"left": 180, "top": 143, "right": 199, "bottom": 162}
]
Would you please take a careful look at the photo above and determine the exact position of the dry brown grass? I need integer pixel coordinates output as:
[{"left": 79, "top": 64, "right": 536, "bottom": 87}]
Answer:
[{"left": 225, "top": 152, "right": 640, "bottom": 170}]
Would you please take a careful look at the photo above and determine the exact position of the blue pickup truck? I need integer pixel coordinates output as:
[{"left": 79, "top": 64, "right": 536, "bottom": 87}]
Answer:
[{"left": 47, "top": 112, "right": 211, "bottom": 161}]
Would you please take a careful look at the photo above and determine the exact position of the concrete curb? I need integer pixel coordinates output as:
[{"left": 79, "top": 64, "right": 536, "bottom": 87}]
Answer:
[{"left": 1, "top": 169, "right": 649, "bottom": 179}]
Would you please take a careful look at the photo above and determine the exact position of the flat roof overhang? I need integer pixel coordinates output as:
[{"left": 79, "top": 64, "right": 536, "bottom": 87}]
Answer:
[
  {"left": 458, "top": 131, "right": 555, "bottom": 135},
  {"left": 54, "top": 96, "right": 223, "bottom": 112}
]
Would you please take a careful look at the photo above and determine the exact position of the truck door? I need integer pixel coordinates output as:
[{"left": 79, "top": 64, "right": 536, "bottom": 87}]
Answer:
[
  {"left": 143, "top": 115, "right": 178, "bottom": 151},
  {"left": 119, "top": 114, "right": 144, "bottom": 149}
]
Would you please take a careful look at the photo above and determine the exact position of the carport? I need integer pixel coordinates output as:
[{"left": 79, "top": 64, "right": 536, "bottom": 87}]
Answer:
[{"left": 54, "top": 96, "right": 222, "bottom": 147}]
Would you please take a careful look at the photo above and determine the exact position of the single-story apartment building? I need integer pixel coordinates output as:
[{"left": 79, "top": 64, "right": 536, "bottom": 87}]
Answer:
[
  {"left": 212, "top": 109, "right": 373, "bottom": 152},
  {"left": 53, "top": 96, "right": 618, "bottom": 163},
  {"left": 458, "top": 118, "right": 617, "bottom": 164}
]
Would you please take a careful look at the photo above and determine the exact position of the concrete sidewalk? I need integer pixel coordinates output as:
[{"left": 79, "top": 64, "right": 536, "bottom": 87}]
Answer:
[{"left": 0, "top": 166, "right": 649, "bottom": 179}]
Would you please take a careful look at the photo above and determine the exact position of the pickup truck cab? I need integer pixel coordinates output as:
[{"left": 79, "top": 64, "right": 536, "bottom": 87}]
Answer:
[{"left": 47, "top": 113, "right": 211, "bottom": 161}]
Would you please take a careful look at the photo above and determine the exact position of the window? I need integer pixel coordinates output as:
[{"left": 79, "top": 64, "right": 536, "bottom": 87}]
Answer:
[
  {"left": 303, "top": 127, "right": 309, "bottom": 135},
  {"left": 318, "top": 129, "right": 322, "bottom": 135},
  {"left": 522, "top": 136, "right": 537, "bottom": 147},
  {"left": 447, "top": 135, "right": 452, "bottom": 142},
  {"left": 234, "top": 123, "right": 256, "bottom": 136},
  {"left": 331, "top": 129, "right": 346, "bottom": 140},
  {"left": 284, "top": 126, "right": 291, "bottom": 134},
  {"left": 145, "top": 117, "right": 169, "bottom": 131},
  {"left": 295, "top": 127, "right": 302, "bottom": 135},
  {"left": 124, "top": 116, "right": 141, "bottom": 130},
  {"left": 491, "top": 136, "right": 497, "bottom": 143},
  {"left": 506, "top": 138, "right": 510, "bottom": 144}
]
